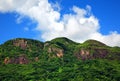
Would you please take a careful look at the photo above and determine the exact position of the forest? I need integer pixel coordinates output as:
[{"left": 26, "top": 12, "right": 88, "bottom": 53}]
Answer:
[{"left": 0, "top": 37, "right": 120, "bottom": 81}]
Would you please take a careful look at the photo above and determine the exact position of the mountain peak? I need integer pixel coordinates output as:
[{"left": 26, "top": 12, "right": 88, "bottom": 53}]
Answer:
[{"left": 83, "top": 39, "right": 107, "bottom": 47}]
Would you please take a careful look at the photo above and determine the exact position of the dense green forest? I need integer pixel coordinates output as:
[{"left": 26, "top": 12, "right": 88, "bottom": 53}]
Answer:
[{"left": 0, "top": 37, "right": 120, "bottom": 81}]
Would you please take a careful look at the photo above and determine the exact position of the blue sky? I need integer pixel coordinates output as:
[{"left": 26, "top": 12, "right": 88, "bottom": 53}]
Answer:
[
  {"left": 0, "top": 0, "right": 120, "bottom": 46},
  {"left": 51, "top": 0, "right": 120, "bottom": 34}
]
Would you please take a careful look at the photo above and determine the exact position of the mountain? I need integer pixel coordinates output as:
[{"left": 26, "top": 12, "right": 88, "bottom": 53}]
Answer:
[
  {"left": 0, "top": 37, "right": 120, "bottom": 63},
  {"left": 74, "top": 40, "right": 108, "bottom": 60},
  {"left": 0, "top": 38, "right": 44, "bottom": 64},
  {"left": 0, "top": 37, "right": 120, "bottom": 81}
]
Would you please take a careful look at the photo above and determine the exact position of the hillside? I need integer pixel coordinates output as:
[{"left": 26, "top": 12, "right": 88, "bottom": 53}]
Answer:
[{"left": 0, "top": 37, "right": 120, "bottom": 81}]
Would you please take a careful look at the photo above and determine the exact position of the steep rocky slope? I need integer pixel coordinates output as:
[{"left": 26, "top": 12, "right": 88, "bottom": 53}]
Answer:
[{"left": 0, "top": 37, "right": 120, "bottom": 64}]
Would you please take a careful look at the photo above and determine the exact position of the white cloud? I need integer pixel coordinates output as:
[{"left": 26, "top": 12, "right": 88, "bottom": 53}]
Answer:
[
  {"left": 0, "top": 0, "right": 25, "bottom": 12},
  {"left": 0, "top": 0, "right": 120, "bottom": 47},
  {"left": 90, "top": 31, "right": 120, "bottom": 47}
]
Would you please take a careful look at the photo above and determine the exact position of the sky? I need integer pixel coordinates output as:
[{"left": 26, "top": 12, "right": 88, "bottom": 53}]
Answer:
[{"left": 0, "top": 0, "right": 120, "bottom": 47}]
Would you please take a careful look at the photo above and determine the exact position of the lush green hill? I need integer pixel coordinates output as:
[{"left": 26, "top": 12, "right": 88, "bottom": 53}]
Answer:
[
  {"left": 44, "top": 37, "right": 78, "bottom": 52},
  {"left": 0, "top": 37, "right": 120, "bottom": 81},
  {"left": 0, "top": 38, "right": 44, "bottom": 64},
  {"left": 74, "top": 39, "right": 109, "bottom": 60},
  {"left": 83, "top": 39, "right": 107, "bottom": 47}
]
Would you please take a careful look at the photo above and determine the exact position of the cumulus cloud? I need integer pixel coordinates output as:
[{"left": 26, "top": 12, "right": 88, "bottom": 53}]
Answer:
[{"left": 0, "top": 0, "right": 120, "bottom": 47}]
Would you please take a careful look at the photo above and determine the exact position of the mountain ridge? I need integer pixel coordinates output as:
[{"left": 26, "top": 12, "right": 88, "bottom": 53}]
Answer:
[
  {"left": 0, "top": 37, "right": 120, "bottom": 64},
  {"left": 0, "top": 37, "right": 120, "bottom": 81}
]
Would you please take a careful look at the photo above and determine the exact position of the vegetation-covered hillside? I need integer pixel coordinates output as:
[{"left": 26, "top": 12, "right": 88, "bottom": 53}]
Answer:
[{"left": 0, "top": 37, "right": 120, "bottom": 81}]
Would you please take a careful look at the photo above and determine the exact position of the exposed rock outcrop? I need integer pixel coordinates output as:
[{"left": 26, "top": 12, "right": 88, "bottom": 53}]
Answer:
[
  {"left": 4, "top": 57, "right": 10, "bottom": 64},
  {"left": 4, "top": 55, "right": 29, "bottom": 64},
  {"left": 13, "top": 39, "right": 27, "bottom": 49},
  {"left": 75, "top": 48, "right": 108, "bottom": 60},
  {"left": 75, "top": 49, "right": 90, "bottom": 60},
  {"left": 93, "top": 48, "right": 108, "bottom": 58},
  {"left": 48, "top": 47, "right": 64, "bottom": 58}
]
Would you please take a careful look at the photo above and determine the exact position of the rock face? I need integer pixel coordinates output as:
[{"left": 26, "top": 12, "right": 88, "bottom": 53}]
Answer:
[
  {"left": 48, "top": 47, "right": 64, "bottom": 58},
  {"left": 75, "top": 48, "right": 108, "bottom": 60},
  {"left": 4, "top": 57, "right": 10, "bottom": 64},
  {"left": 75, "top": 49, "right": 90, "bottom": 60},
  {"left": 93, "top": 48, "right": 108, "bottom": 58},
  {"left": 13, "top": 39, "right": 27, "bottom": 49},
  {"left": 4, "top": 55, "right": 29, "bottom": 64}
]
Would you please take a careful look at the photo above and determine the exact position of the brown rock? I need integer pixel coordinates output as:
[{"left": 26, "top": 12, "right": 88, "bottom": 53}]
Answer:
[
  {"left": 93, "top": 48, "right": 108, "bottom": 58},
  {"left": 75, "top": 48, "right": 108, "bottom": 60},
  {"left": 48, "top": 47, "right": 64, "bottom": 58},
  {"left": 19, "top": 55, "right": 29, "bottom": 64},
  {"left": 13, "top": 39, "right": 27, "bottom": 49},
  {"left": 56, "top": 52, "right": 63, "bottom": 58},
  {"left": 4, "top": 55, "right": 29, "bottom": 64},
  {"left": 4, "top": 57, "right": 10, "bottom": 64}
]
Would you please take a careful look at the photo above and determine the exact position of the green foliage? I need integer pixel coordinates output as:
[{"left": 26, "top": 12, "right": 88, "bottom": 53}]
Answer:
[
  {"left": 0, "top": 38, "right": 44, "bottom": 61},
  {"left": 0, "top": 59, "right": 119, "bottom": 81},
  {"left": 83, "top": 39, "right": 107, "bottom": 47},
  {"left": 106, "top": 47, "right": 120, "bottom": 60},
  {"left": 0, "top": 37, "right": 120, "bottom": 81}
]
